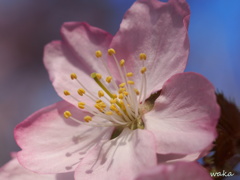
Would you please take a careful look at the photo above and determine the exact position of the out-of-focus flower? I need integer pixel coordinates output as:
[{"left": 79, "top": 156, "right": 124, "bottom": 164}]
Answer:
[
  {"left": 0, "top": 153, "right": 73, "bottom": 180},
  {"left": 135, "top": 161, "right": 212, "bottom": 180},
  {"left": 14, "top": 0, "right": 219, "bottom": 179}
]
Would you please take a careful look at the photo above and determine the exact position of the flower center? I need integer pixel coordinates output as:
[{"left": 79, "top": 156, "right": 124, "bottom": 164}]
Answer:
[{"left": 63, "top": 48, "right": 148, "bottom": 130}]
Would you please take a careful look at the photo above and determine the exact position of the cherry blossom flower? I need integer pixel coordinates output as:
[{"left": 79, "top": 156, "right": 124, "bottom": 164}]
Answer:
[
  {"left": 0, "top": 153, "right": 73, "bottom": 180},
  {"left": 135, "top": 161, "right": 212, "bottom": 180},
  {"left": 14, "top": 0, "right": 219, "bottom": 179}
]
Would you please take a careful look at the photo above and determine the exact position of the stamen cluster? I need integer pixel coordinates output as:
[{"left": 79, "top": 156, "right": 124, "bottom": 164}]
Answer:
[{"left": 63, "top": 48, "right": 148, "bottom": 130}]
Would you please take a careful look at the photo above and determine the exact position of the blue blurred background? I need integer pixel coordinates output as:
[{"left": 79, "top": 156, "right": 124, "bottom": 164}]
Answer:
[{"left": 0, "top": 0, "right": 239, "bottom": 176}]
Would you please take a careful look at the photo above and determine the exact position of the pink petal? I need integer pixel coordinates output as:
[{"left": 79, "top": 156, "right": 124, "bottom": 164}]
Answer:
[
  {"left": 15, "top": 101, "right": 113, "bottom": 173},
  {"left": 109, "top": 0, "right": 190, "bottom": 96},
  {"left": 0, "top": 157, "right": 74, "bottom": 180},
  {"left": 74, "top": 129, "right": 157, "bottom": 180},
  {"left": 135, "top": 161, "right": 212, "bottom": 180},
  {"left": 44, "top": 22, "right": 113, "bottom": 106},
  {"left": 60, "top": 22, "right": 112, "bottom": 77},
  {"left": 157, "top": 152, "right": 201, "bottom": 163},
  {"left": 157, "top": 144, "right": 214, "bottom": 163},
  {"left": 144, "top": 72, "right": 220, "bottom": 154}
]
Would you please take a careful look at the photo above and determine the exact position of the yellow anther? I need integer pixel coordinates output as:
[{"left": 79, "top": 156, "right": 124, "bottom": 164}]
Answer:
[
  {"left": 96, "top": 73, "right": 102, "bottom": 79},
  {"left": 95, "top": 50, "right": 102, "bottom": 58},
  {"left": 119, "top": 83, "right": 126, "bottom": 88},
  {"left": 110, "top": 104, "right": 118, "bottom": 112},
  {"left": 119, "top": 100, "right": 124, "bottom": 105},
  {"left": 109, "top": 104, "right": 115, "bottom": 110},
  {"left": 98, "top": 90, "right": 104, "bottom": 97},
  {"left": 110, "top": 98, "right": 117, "bottom": 104},
  {"left": 78, "top": 102, "right": 86, "bottom": 106},
  {"left": 119, "top": 100, "right": 126, "bottom": 110},
  {"left": 63, "top": 111, "right": 72, "bottom": 118},
  {"left": 84, "top": 115, "right": 92, "bottom": 122},
  {"left": 139, "top": 53, "right": 147, "bottom": 60},
  {"left": 123, "top": 91, "right": 129, "bottom": 96},
  {"left": 78, "top": 102, "right": 85, "bottom": 109},
  {"left": 96, "top": 99, "right": 102, "bottom": 103},
  {"left": 117, "top": 112, "right": 122, "bottom": 116},
  {"left": 77, "top": 88, "right": 85, "bottom": 96},
  {"left": 120, "top": 59, "right": 125, "bottom": 66},
  {"left": 95, "top": 104, "right": 103, "bottom": 112},
  {"left": 112, "top": 94, "right": 117, "bottom": 99},
  {"left": 141, "top": 67, "right": 147, "bottom": 74},
  {"left": 63, "top": 90, "right": 70, "bottom": 96},
  {"left": 106, "top": 76, "right": 112, "bottom": 83},
  {"left": 94, "top": 103, "right": 101, "bottom": 109},
  {"left": 78, "top": 105, "right": 85, "bottom": 109},
  {"left": 70, "top": 73, "right": 77, "bottom": 80},
  {"left": 134, "top": 88, "right": 140, "bottom": 95},
  {"left": 105, "top": 111, "right": 113, "bottom": 115},
  {"left": 127, "top": 80, "right": 135, "bottom": 85},
  {"left": 108, "top": 48, "right": 116, "bottom": 55},
  {"left": 118, "top": 93, "right": 124, "bottom": 99},
  {"left": 99, "top": 102, "right": 107, "bottom": 108},
  {"left": 95, "top": 101, "right": 106, "bottom": 109},
  {"left": 126, "top": 72, "right": 133, "bottom": 77},
  {"left": 118, "top": 88, "right": 126, "bottom": 93}
]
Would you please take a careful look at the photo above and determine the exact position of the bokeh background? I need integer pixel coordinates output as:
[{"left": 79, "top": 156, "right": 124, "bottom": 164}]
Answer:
[{"left": 0, "top": 0, "right": 239, "bottom": 176}]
